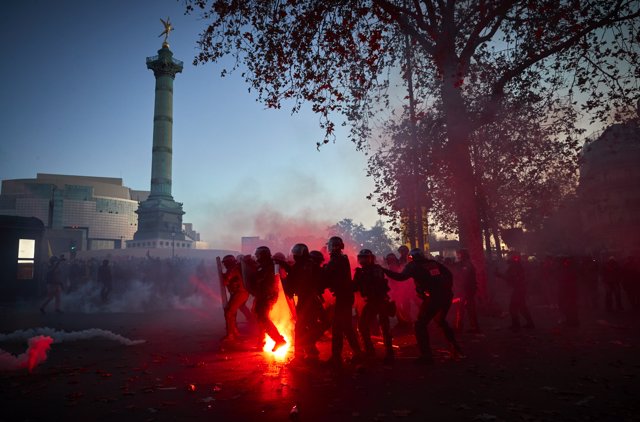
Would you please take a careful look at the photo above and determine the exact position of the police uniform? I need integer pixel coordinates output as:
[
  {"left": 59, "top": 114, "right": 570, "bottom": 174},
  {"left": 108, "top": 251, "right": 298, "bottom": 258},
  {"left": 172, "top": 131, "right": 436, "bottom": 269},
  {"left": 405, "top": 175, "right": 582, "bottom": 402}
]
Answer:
[
  {"left": 384, "top": 252, "right": 462, "bottom": 362},
  {"left": 354, "top": 261, "right": 394, "bottom": 361},
  {"left": 222, "top": 257, "right": 252, "bottom": 339},
  {"left": 325, "top": 251, "right": 362, "bottom": 363}
]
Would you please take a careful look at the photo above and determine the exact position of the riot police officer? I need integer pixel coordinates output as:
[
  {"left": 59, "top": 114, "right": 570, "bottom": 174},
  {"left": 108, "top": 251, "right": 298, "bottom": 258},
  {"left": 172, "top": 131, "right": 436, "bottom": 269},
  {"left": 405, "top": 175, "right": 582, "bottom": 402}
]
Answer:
[
  {"left": 244, "top": 246, "right": 286, "bottom": 352},
  {"left": 354, "top": 249, "right": 395, "bottom": 363},
  {"left": 324, "top": 236, "right": 363, "bottom": 366},
  {"left": 275, "top": 243, "right": 326, "bottom": 361},
  {"left": 383, "top": 248, "right": 463, "bottom": 364},
  {"left": 221, "top": 255, "right": 252, "bottom": 341}
]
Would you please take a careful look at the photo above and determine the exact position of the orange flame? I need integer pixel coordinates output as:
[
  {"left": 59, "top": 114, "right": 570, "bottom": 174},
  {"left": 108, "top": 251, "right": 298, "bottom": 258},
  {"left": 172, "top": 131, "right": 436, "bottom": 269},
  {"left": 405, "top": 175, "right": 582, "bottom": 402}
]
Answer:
[{"left": 262, "top": 273, "right": 295, "bottom": 360}]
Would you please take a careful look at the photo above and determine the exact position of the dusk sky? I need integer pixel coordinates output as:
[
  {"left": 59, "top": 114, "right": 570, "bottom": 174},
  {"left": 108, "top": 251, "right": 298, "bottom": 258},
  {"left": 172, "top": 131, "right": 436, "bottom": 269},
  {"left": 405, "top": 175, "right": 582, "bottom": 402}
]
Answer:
[{"left": 0, "top": 1, "right": 383, "bottom": 250}]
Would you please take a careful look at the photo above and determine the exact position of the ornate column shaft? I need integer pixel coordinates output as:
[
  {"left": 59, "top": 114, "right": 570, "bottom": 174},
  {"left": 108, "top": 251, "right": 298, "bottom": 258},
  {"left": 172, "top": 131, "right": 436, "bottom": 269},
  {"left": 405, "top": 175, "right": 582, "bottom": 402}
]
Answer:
[{"left": 146, "top": 47, "right": 183, "bottom": 199}]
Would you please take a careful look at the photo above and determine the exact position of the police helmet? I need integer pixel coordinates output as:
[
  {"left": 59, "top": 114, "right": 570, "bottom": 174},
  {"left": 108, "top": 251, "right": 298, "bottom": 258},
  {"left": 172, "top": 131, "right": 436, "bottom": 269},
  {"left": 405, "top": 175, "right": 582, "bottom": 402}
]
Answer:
[
  {"left": 222, "top": 254, "right": 237, "bottom": 266},
  {"left": 254, "top": 246, "right": 272, "bottom": 262},
  {"left": 327, "top": 236, "right": 345, "bottom": 252},
  {"left": 409, "top": 248, "right": 425, "bottom": 261},
  {"left": 309, "top": 250, "right": 325, "bottom": 265},
  {"left": 291, "top": 243, "right": 310, "bottom": 259},
  {"left": 357, "top": 249, "right": 375, "bottom": 265}
]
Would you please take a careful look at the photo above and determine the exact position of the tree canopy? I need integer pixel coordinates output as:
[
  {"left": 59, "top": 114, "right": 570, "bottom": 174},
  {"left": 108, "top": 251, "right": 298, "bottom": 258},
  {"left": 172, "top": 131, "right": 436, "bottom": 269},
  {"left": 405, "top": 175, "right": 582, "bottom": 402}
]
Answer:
[
  {"left": 186, "top": 1, "right": 639, "bottom": 139},
  {"left": 327, "top": 218, "right": 396, "bottom": 257},
  {"left": 185, "top": 0, "right": 640, "bottom": 300}
]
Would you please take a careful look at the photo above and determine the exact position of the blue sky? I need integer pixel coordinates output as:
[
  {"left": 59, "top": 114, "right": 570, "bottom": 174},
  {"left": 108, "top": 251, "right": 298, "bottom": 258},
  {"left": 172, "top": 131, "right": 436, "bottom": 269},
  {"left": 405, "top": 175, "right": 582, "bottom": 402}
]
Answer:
[{"left": 0, "top": 1, "right": 381, "bottom": 250}]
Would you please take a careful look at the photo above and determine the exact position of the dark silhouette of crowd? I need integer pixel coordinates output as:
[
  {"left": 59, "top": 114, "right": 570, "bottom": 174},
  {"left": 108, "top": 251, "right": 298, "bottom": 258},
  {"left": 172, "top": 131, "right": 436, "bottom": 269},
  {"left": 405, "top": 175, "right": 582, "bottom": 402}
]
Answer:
[
  {"left": 41, "top": 241, "right": 640, "bottom": 368},
  {"left": 503, "top": 253, "right": 640, "bottom": 318},
  {"left": 217, "top": 237, "right": 467, "bottom": 367},
  {"left": 39, "top": 254, "right": 213, "bottom": 311}
]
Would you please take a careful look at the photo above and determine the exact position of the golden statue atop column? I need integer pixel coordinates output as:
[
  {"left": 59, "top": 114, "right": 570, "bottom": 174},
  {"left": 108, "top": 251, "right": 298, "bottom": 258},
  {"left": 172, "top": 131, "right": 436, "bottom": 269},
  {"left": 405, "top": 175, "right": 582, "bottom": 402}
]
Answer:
[{"left": 159, "top": 17, "right": 174, "bottom": 48}]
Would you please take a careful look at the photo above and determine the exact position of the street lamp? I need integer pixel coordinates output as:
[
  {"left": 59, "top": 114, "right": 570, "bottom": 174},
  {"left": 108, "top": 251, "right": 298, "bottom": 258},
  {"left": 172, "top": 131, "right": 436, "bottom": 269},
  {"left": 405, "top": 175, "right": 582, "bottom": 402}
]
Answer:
[{"left": 171, "top": 231, "right": 175, "bottom": 259}]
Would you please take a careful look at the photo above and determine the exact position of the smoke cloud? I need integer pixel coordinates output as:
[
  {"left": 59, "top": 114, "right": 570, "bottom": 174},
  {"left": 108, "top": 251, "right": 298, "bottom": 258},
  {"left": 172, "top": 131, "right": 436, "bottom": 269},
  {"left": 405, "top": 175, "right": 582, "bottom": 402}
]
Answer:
[
  {"left": 0, "top": 328, "right": 144, "bottom": 372},
  {"left": 189, "top": 171, "right": 377, "bottom": 251},
  {"left": 0, "top": 327, "right": 145, "bottom": 345},
  {"left": 59, "top": 277, "right": 218, "bottom": 314}
]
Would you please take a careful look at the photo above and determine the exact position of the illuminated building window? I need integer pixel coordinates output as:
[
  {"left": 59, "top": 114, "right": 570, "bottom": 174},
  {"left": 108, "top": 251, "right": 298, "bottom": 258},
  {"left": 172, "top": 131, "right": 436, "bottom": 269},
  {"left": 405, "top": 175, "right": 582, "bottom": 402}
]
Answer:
[{"left": 17, "top": 238, "right": 36, "bottom": 280}]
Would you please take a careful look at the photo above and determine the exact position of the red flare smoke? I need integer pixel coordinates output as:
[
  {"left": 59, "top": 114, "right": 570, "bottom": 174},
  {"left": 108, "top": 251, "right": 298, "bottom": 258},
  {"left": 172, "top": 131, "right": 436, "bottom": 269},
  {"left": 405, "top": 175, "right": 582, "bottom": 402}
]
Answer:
[
  {"left": 0, "top": 335, "right": 53, "bottom": 372},
  {"left": 26, "top": 335, "right": 53, "bottom": 372}
]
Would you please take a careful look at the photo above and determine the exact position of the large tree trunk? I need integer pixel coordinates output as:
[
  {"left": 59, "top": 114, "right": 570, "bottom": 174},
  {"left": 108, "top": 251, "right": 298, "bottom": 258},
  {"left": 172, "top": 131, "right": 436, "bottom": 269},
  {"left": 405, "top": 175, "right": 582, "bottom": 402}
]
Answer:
[
  {"left": 440, "top": 77, "right": 488, "bottom": 304},
  {"left": 405, "top": 34, "right": 425, "bottom": 252}
]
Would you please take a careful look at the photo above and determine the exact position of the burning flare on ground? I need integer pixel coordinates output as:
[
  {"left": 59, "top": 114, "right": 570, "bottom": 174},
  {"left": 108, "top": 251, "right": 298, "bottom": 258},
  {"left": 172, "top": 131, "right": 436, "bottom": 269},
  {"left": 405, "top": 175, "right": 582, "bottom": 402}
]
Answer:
[{"left": 262, "top": 272, "right": 294, "bottom": 360}]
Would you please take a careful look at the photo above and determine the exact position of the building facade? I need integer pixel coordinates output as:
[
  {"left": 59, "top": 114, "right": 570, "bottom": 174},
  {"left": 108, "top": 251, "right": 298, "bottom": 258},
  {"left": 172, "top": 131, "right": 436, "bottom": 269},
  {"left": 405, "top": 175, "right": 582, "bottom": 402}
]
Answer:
[
  {"left": 0, "top": 173, "right": 145, "bottom": 253},
  {"left": 578, "top": 114, "right": 640, "bottom": 255}
]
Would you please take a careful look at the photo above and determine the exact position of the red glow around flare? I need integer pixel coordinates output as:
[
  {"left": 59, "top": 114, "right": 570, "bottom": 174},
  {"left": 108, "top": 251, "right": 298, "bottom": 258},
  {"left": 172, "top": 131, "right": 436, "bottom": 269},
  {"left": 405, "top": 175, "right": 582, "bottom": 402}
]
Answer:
[{"left": 262, "top": 274, "right": 294, "bottom": 360}]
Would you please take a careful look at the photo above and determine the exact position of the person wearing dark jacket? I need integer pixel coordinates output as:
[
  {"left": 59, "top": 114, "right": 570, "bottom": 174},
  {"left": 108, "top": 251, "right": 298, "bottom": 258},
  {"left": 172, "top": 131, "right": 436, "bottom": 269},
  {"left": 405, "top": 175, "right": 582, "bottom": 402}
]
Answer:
[
  {"left": 602, "top": 256, "right": 624, "bottom": 312},
  {"left": 354, "top": 249, "right": 395, "bottom": 364},
  {"left": 496, "top": 252, "right": 535, "bottom": 331},
  {"left": 40, "top": 256, "right": 65, "bottom": 313},
  {"left": 221, "top": 255, "right": 252, "bottom": 341},
  {"left": 383, "top": 248, "right": 463, "bottom": 364},
  {"left": 244, "top": 246, "right": 286, "bottom": 352},
  {"left": 324, "top": 236, "right": 363, "bottom": 366},
  {"left": 275, "top": 243, "right": 326, "bottom": 361},
  {"left": 454, "top": 249, "right": 480, "bottom": 333},
  {"left": 97, "top": 259, "right": 112, "bottom": 303},
  {"left": 557, "top": 256, "right": 579, "bottom": 327}
]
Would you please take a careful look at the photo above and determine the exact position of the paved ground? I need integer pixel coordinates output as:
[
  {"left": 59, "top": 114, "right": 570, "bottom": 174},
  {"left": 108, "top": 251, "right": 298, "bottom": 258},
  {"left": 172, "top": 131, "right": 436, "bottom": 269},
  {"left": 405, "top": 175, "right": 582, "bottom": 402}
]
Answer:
[{"left": 0, "top": 300, "right": 638, "bottom": 422}]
